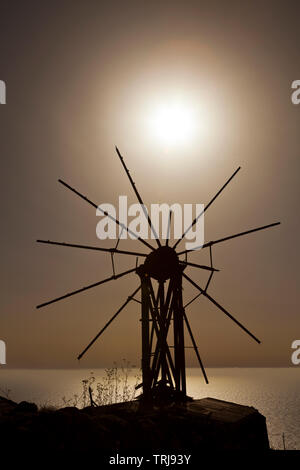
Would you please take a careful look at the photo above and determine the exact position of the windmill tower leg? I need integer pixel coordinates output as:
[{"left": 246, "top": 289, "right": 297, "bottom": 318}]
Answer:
[
  {"left": 140, "top": 274, "right": 152, "bottom": 403},
  {"left": 138, "top": 267, "right": 187, "bottom": 403},
  {"left": 172, "top": 272, "right": 186, "bottom": 397},
  {"left": 158, "top": 280, "right": 168, "bottom": 386}
]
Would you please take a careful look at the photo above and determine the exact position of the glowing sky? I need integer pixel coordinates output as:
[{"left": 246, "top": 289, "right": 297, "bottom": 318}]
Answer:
[{"left": 0, "top": 1, "right": 299, "bottom": 368}]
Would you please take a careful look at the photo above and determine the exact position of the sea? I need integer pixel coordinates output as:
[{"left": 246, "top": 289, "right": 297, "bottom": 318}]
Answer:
[{"left": 0, "top": 367, "right": 299, "bottom": 450}]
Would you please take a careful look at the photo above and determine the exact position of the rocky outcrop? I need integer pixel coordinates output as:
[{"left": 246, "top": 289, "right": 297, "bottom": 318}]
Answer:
[{"left": 0, "top": 396, "right": 269, "bottom": 452}]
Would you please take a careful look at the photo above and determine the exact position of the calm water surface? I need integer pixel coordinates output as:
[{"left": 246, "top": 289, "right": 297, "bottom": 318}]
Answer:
[{"left": 0, "top": 367, "right": 299, "bottom": 450}]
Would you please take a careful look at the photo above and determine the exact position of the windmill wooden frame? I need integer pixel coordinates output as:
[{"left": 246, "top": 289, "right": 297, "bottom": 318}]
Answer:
[{"left": 37, "top": 147, "right": 280, "bottom": 403}]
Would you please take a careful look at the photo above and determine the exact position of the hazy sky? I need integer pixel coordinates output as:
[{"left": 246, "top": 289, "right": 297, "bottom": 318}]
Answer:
[{"left": 0, "top": 1, "right": 299, "bottom": 369}]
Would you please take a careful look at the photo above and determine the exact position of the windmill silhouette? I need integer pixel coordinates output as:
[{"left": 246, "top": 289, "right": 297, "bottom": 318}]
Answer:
[{"left": 37, "top": 147, "right": 280, "bottom": 403}]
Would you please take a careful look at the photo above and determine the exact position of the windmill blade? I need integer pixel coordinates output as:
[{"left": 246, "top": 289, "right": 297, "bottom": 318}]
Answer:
[
  {"left": 182, "top": 272, "right": 261, "bottom": 344},
  {"left": 179, "top": 260, "right": 219, "bottom": 272},
  {"left": 202, "top": 222, "right": 281, "bottom": 249},
  {"left": 36, "top": 239, "right": 148, "bottom": 257},
  {"left": 184, "top": 246, "right": 215, "bottom": 308},
  {"left": 36, "top": 267, "right": 136, "bottom": 309},
  {"left": 115, "top": 147, "right": 161, "bottom": 247},
  {"left": 77, "top": 285, "right": 141, "bottom": 360},
  {"left": 178, "top": 221, "right": 281, "bottom": 256},
  {"left": 183, "top": 268, "right": 214, "bottom": 307},
  {"left": 165, "top": 210, "right": 172, "bottom": 246},
  {"left": 58, "top": 178, "right": 154, "bottom": 251},
  {"left": 205, "top": 245, "right": 215, "bottom": 291},
  {"left": 173, "top": 166, "right": 241, "bottom": 250},
  {"left": 182, "top": 310, "right": 208, "bottom": 384},
  {"left": 184, "top": 292, "right": 202, "bottom": 309}
]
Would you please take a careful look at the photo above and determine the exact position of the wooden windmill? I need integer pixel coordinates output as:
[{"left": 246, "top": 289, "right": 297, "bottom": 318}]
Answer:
[{"left": 37, "top": 147, "right": 280, "bottom": 403}]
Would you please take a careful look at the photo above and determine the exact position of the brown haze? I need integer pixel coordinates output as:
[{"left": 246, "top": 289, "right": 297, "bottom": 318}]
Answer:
[{"left": 0, "top": 1, "right": 299, "bottom": 368}]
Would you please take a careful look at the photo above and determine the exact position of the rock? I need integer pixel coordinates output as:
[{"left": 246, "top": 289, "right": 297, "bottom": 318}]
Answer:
[
  {"left": 0, "top": 396, "right": 270, "bottom": 452},
  {"left": 15, "top": 401, "right": 38, "bottom": 414},
  {"left": 0, "top": 396, "right": 17, "bottom": 416}
]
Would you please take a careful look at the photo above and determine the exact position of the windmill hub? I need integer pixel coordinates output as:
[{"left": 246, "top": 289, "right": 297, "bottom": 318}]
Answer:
[{"left": 138, "top": 246, "right": 181, "bottom": 281}]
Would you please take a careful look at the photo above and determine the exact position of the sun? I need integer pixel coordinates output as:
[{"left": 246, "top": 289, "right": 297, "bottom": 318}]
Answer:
[{"left": 149, "top": 100, "right": 196, "bottom": 147}]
